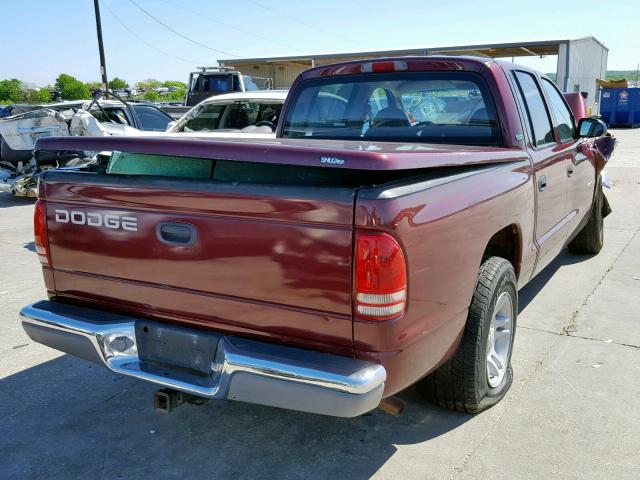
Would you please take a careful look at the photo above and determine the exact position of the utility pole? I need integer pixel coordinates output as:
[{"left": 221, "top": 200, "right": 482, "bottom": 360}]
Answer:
[{"left": 93, "top": 0, "right": 109, "bottom": 92}]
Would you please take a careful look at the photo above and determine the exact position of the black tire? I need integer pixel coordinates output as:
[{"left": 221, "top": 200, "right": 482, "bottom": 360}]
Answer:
[
  {"left": 419, "top": 257, "right": 517, "bottom": 413},
  {"left": 568, "top": 182, "right": 604, "bottom": 254}
]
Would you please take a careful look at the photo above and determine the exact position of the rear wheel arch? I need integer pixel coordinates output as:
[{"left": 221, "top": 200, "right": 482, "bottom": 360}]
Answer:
[
  {"left": 481, "top": 224, "right": 522, "bottom": 279},
  {"left": 419, "top": 256, "right": 518, "bottom": 412}
]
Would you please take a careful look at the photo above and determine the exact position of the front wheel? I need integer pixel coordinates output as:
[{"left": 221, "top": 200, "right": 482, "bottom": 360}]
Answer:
[
  {"left": 568, "top": 182, "right": 604, "bottom": 254},
  {"left": 419, "top": 257, "right": 517, "bottom": 413}
]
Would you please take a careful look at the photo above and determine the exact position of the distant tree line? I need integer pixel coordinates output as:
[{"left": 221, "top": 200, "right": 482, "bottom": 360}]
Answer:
[
  {"left": 545, "top": 70, "right": 640, "bottom": 83},
  {"left": 0, "top": 74, "right": 188, "bottom": 104}
]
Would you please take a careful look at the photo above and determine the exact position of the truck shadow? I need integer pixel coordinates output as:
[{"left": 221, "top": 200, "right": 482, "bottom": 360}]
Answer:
[
  {"left": 518, "top": 248, "right": 595, "bottom": 313},
  {"left": 0, "top": 355, "right": 472, "bottom": 480}
]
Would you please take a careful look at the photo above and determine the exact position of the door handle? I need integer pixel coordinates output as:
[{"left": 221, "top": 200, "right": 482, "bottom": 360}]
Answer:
[
  {"left": 156, "top": 222, "right": 198, "bottom": 246},
  {"left": 567, "top": 165, "right": 574, "bottom": 177},
  {"left": 537, "top": 175, "right": 547, "bottom": 192}
]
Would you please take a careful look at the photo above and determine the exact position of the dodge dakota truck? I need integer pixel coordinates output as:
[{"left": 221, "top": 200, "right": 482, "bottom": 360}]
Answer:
[{"left": 20, "top": 57, "right": 614, "bottom": 417}]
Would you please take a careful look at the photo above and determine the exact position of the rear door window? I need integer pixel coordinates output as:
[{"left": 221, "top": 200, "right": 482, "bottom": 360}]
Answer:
[{"left": 512, "top": 71, "right": 555, "bottom": 147}]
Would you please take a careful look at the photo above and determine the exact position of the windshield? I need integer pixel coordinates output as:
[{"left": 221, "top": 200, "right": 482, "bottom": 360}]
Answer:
[
  {"left": 282, "top": 72, "right": 501, "bottom": 145},
  {"left": 175, "top": 100, "right": 283, "bottom": 132},
  {"left": 243, "top": 76, "right": 259, "bottom": 91}
]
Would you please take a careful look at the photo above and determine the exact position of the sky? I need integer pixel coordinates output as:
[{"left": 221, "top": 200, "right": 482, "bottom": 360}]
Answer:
[{"left": 1, "top": 0, "right": 638, "bottom": 87}]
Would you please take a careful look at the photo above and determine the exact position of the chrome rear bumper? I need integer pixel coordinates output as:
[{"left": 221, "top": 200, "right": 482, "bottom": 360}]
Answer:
[{"left": 20, "top": 301, "right": 385, "bottom": 417}]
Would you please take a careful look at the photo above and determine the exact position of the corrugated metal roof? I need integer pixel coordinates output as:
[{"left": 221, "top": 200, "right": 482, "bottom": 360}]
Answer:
[{"left": 219, "top": 36, "right": 607, "bottom": 64}]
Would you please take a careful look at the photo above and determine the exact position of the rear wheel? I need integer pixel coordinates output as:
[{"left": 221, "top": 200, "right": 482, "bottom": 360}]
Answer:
[
  {"left": 419, "top": 256, "right": 517, "bottom": 413},
  {"left": 568, "top": 182, "right": 604, "bottom": 254}
]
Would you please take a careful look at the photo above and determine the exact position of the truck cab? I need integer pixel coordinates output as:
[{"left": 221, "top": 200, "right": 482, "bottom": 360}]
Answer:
[{"left": 186, "top": 66, "right": 272, "bottom": 106}]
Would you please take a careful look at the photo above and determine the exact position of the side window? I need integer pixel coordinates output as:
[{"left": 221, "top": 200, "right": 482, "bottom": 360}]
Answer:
[
  {"left": 368, "top": 88, "right": 389, "bottom": 116},
  {"left": 513, "top": 71, "right": 554, "bottom": 147},
  {"left": 541, "top": 78, "right": 576, "bottom": 143},
  {"left": 106, "top": 108, "right": 130, "bottom": 125},
  {"left": 180, "top": 104, "right": 225, "bottom": 132},
  {"left": 133, "top": 106, "right": 171, "bottom": 131}
]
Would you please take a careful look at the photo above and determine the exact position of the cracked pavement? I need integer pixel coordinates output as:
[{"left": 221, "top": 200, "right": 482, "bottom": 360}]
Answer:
[{"left": 1, "top": 129, "right": 639, "bottom": 479}]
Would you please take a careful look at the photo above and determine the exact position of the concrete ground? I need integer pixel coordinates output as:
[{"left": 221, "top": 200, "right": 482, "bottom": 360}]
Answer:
[{"left": 1, "top": 129, "right": 639, "bottom": 480}]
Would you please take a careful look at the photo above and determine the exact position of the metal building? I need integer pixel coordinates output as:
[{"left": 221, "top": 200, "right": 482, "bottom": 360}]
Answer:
[{"left": 220, "top": 36, "right": 608, "bottom": 112}]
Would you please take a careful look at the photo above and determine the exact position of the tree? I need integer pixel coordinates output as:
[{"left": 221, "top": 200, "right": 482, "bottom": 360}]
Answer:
[
  {"left": 162, "top": 80, "right": 187, "bottom": 89},
  {"left": 143, "top": 90, "right": 160, "bottom": 102},
  {"left": 165, "top": 90, "right": 187, "bottom": 102},
  {"left": 85, "top": 81, "right": 102, "bottom": 92},
  {"left": 136, "top": 78, "right": 162, "bottom": 90},
  {"left": 0, "top": 78, "right": 25, "bottom": 103},
  {"left": 31, "top": 87, "right": 53, "bottom": 103},
  {"left": 164, "top": 89, "right": 187, "bottom": 102},
  {"left": 109, "top": 77, "right": 129, "bottom": 90},
  {"left": 55, "top": 74, "right": 91, "bottom": 100}
]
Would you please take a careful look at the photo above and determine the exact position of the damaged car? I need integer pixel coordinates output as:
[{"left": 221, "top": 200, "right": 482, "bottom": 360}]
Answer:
[
  {"left": 168, "top": 90, "right": 288, "bottom": 137},
  {"left": 0, "top": 92, "right": 172, "bottom": 196}
]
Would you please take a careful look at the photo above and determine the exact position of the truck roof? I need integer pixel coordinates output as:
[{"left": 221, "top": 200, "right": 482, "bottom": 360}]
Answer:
[
  {"left": 296, "top": 55, "right": 542, "bottom": 80},
  {"left": 194, "top": 90, "right": 289, "bottom": 105}
]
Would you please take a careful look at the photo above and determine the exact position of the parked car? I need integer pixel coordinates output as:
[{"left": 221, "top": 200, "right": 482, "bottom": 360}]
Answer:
[
  {"left": 0, "top": 94, "right": 173, "bottom": 196},
  {"left": 168, "top": 90, "right": 288, "bottom": 137},
  {"left": 20, "top": 57, "right": 614, "bottom": 417}
]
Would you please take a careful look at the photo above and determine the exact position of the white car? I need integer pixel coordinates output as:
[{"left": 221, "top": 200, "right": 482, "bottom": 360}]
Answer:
[{"left": 168, "top": 90, "right": 288, "bottom": 139}]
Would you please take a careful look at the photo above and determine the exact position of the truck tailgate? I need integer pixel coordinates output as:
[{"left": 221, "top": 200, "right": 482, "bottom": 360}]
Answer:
[{"left": 41, "top": 171, "right": 356, "bottom": 352}]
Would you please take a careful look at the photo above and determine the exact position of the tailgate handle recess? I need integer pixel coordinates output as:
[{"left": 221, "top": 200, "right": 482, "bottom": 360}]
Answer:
[{"left": 157, "top": 222, "right": 198, "bottom": 246}]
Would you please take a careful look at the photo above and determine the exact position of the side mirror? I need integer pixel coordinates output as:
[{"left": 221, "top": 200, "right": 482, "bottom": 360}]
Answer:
[
  {"left": 165, "top": 120, "right": 176, "bottom": 132},
  {"left": 578, "top": 118, "right": 607, "bottom": 138}
]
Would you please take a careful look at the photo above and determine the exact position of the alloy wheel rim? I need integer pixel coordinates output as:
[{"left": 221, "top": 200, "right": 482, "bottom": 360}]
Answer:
[{"left": 486, "top": 291, "right": 513, "bottom": 388}]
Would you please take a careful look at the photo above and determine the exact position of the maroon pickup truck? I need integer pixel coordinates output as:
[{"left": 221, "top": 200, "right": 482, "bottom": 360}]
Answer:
[{"left": 21, "top": 57, "right": 614, "bottom": 417}]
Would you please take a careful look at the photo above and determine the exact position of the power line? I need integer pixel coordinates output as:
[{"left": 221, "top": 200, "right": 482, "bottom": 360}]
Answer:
[
  {"left": 157, "top": 0, "right": 294, "bottom": 52},
  {"left": 246, "top": 0, "right": 364, "bottom": 48},
  {"left": 104, "top": 2, "right": 209, "bottom": 65},
  {"left": 126, "top": 0, "right": 239, "bottom": 57}
]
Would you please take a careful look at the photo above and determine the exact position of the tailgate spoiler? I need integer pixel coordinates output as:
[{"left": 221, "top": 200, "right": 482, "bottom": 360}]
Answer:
[{"left": 36, "top": 136, "right": 528, "bottom": 171}]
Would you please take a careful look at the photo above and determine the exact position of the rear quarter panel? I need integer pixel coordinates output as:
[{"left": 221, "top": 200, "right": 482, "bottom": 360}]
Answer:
[{"left": 354, "top": 160, "right": 536, "bottom": 395}]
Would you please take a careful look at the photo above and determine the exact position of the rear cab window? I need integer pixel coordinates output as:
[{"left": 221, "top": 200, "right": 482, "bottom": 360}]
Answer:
[{"left": 282, "top": 72, "right": 501, "bottom": 146}]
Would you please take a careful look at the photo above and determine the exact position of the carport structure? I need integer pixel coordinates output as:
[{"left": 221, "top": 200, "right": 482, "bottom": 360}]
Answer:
[{"left": 220, "top": 36, "right": 608, "bottom": 112}]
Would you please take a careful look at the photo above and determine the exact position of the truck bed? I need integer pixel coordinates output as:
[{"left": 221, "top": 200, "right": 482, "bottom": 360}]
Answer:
[{"left": 35, "top": 136, "right": 525, "bottom": 355}]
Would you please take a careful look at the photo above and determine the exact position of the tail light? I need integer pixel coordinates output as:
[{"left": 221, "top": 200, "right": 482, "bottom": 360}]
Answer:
[
  {"left": 34, "top": 199, "right": 51, "bottom": 266},
  {"left": 354, "top": 231, "right": 407, "bottom": 321}
]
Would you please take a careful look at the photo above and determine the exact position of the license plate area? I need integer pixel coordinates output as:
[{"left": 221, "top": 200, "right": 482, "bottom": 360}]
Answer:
[{"left": 135, "top": 320, "right": 220, "bottom": 376}]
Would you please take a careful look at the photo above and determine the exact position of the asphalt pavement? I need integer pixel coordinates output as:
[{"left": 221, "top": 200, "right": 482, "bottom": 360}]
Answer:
[{"left": 1, "top": 129, "right": 639, "bottom": 479}]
